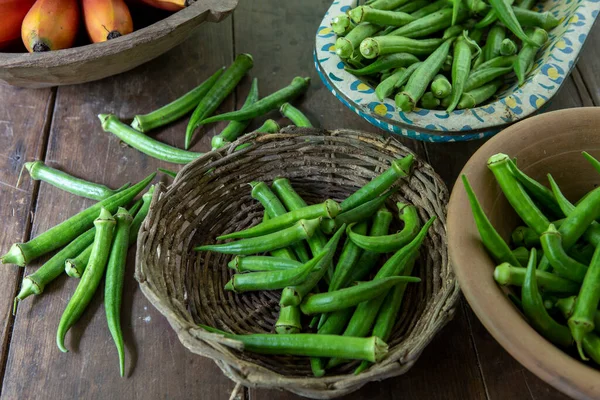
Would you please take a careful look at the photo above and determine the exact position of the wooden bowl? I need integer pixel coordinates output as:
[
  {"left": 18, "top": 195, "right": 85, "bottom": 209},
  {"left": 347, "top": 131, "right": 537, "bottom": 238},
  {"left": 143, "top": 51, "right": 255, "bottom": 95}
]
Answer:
[
  {"left": 135, "top": 127, "right": 458, "bottom": 399},
  {"left": 0, "top": 0, "right": 238, "bottom": 88},
  {"left": 448, "top": 107, "right": 600, "bottom": 399}
]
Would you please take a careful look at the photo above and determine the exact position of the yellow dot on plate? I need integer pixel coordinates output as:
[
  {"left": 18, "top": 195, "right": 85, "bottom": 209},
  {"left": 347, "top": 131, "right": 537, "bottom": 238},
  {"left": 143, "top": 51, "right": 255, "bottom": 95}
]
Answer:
[
  {"left": 569, "top": 15, "right": 579, "bottom": 24},
  {"left": 535, "top": 97, "right": 545, "bottom": 108},
  {"left": 357, "top": 83, "right": 371, "bottom": 91},
  {"left": 319, "top": 27, "right": 332, "bottom": 35},
  {"left": 506, "top": 96, "right": 517, "bottom": 108},
  {"left": 547, "top": 67, "right": 560, "bottom": 79},
  {"left": 374, "top": 104, "right": 388, "bottom": 116},
  {"left": 331, "top": 45, "right": 336, "bottom": 52},
  {"left": 555, "top": 39, "right": 567, "bottom": 49}
]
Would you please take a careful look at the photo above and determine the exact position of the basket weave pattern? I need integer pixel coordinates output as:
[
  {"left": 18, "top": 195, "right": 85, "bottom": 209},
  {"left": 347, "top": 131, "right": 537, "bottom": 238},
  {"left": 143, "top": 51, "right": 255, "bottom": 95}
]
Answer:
[{"left": 135, "top": 127, "right": 459, "bottom": 398}]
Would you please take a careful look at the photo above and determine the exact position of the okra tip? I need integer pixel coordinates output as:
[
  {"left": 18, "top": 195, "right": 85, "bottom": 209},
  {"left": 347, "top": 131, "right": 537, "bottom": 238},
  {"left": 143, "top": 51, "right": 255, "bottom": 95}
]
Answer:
[
  {"left": 96, "top": 207, "right": 116, "bottom": 223},
  {"left": 224, "top": 280, "right": 235, "bottom": 292},
  {"left": 23, "top": 161, "right": 39, "bottom": 173},
  {"left": 393, "top": 154, "right": 415, "bottom": 176},
  {"left": 13, "top": 276, "right": 42, "bottom": 314},
  {"left": 64, "top": 260, "right": 83, "bottom": 278}
]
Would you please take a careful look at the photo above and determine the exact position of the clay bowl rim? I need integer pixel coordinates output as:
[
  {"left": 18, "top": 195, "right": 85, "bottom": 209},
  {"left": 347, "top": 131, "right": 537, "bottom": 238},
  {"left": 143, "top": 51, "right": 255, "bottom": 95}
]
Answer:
[
  {"left": 447, "top": 107, "right": 600, "bottom": 400},
  {"left": 0, "top": 0, "right": 238, "bottom": 68}
]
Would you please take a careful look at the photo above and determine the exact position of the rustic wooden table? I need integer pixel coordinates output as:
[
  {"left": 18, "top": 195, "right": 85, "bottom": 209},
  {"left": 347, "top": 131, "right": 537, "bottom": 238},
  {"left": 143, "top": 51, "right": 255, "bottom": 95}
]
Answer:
[{"left": 0, "top": 1, "right": 597, "bottom": 399}]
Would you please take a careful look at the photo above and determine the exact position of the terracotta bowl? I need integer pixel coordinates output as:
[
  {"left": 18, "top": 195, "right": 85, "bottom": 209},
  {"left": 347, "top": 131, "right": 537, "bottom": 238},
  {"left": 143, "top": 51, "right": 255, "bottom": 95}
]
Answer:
[
  {"left": 0, "top": 0, "right": 238, "bottom": 88},
  {"left": 448, "top": 107, "right": 600, "bottom": 399}
]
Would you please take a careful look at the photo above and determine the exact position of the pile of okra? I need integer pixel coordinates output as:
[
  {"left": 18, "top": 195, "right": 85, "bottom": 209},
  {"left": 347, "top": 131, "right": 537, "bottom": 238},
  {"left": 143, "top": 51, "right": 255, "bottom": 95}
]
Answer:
[
  {"left": 464, "top": 152, "right": 600, "bottom": 364},
  {"left": 332, "top": 0, "right": 558, "bottom": 112},
  {"left": 97, "top": 53, "right": 314, "bottom": 166},
  {"left": 196, "top": 154, "right": 435, "bottom": 376},
  {"left": 2, "top": 169, "right": 157, "bottom": 377}
]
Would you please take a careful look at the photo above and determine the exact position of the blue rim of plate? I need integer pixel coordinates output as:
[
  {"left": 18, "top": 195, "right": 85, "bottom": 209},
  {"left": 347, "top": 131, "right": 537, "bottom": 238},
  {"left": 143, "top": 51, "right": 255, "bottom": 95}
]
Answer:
[{"left": 314, "top": 50, "right": 502, "bottom": 142}]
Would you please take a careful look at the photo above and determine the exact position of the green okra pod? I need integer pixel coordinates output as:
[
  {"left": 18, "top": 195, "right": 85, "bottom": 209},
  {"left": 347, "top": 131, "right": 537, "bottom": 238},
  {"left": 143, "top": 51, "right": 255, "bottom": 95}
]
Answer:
[
  {"left": 57, "top": 208, "right": 116, "bottom": 352},
  {"left": 224, "top": 251, "right": 326, "bottom": 292},
  {"left": 227, "top": 256, "right": 302, "bottom": 273},
  {"left": 280, "top": 103, "right": 313, "bottom": 128},
  {"left": 24, "top": 161, "right": 129, "bottom": 201},
  {"left": 131, "top": 68, "right": 224, "bottom": 133},
  {"left": 195, "top": 219, "right": 320, "bottom": 256},
  {"left": 347, "top": 203, "right": 421, "bottom": 253},
  {"left": 345, "top": 53, "right": 420, "bottom": 76},
  {"left": 494, "top": 262, "right": 580, "bottom": 294},
  {"left": 185, "top": 54, "right": 254, "bottom": 149},
  {"left": 300, "top": 276, "right": 420, "bottom": 315},
  {"left": 200, "top": 324, "right": 389, "bottom": 362},
  {"left": 218, "top": 199, "right": 340, "bottom": 240},
  {"left": 335, "top": 23, "right": 381, "bottom": 59},
  {"left": 104, "top": 207, "right": 132, "bottom": 377}
]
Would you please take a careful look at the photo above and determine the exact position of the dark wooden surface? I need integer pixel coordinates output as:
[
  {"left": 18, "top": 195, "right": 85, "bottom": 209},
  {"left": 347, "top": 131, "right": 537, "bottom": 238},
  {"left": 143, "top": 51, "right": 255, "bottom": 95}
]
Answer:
[{"left": 0, "top": 0, "right": 597, "bottom": 399}]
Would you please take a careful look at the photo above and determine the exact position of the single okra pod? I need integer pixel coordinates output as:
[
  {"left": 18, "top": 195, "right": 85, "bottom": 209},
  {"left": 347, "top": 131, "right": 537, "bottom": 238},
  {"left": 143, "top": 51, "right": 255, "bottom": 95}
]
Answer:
[
  {"left": 472, "top": 55, "right": 517, "bottom": 72},
  {"left": 200, "top": 324, "right": 388, "bottom": 362},
  {"left": 100, "top": 114, "right": 202, "bottom": 164},
  {"left": 131, "top": 68, "right": 224, "bottom": 133},
  {"left": 360, "top": 36, "right": 444, "bottom": 59},
  {"left": 185, "top": 54, "right": 254, "bottom": 149},
  {"left": 321, "top": 189, "right": 395, "bottom": 234},
  {"left": 347, "top": 203, "right": 421, "bottom": 253},
  {"left": 447, "top": 33, "right": 477, "bottom": 112},
  {"left": 507, "top": 160, "right": 563, "bottom": 218},
  {"left": 376, "top": 68, "right": 406, "bottom": 101},
  {"left": 514, "top": 27, "right": 548, "bottom": 85},
  {"left": 104, "top": 207, "right": 132, "bottom": 377},
  {"left": 512, "top": 7, "right": 560, "bottom": 30},
  {"left": 24, "top": 161, "right": 128, "bottom": 201},
  {"left": 211, "top": 78, "right": 260, "bottom": 150},
  {"left": 199, "top": 77, "right": 311, "bottom": 126},
  {"left": 395, "top": 38, "right": 455, "bottom": 112},
  {"left": 224, "top": 251, "right": 326, "bottom": 292},
  {"left": 487, "top": 153, "right": 550, "bottom": 235},
  {"left": 280, "top": 103, "right": 313, "bottom": 128},
  {"left": 494, "top": 262, "right": 580, "bottom": 294},
  {"left": 389, "top": 8, "right": 466, "bottom": 38},
  {"left": 488, "top": 0, "right": 537, "bottom": 46},
  {"left": 483, "top": 24, "right": 506, "bottom": 61},
  {"left": 1, "top": 173, "right": 154, "bottom": 266},
  {"left": 300, "top": 276, "right": 420, "bottom": 315},
  {"left": 195, "top": 219, "right": 320, "bottom": 256},
  {"left": 227, "top": 256, "right": 302, "bottom": 273},
  {"left": 341, "top": 155, "right": 413, "bottom": 211},
  {"left": 521, "top": 248, "right": 573, "bottom": 348},
  {"left": 540, "top": 224, "right": 588, "bottom": 283},
  {"left": 218, "top": 199, "right": 340, "bottom": 240},
  {"left": 57, "top": 208, "right": 116, "bottom": 352},
  {"left": 457, "top": 80, "right": 503, "bottom": 109},
  {"left": 464, "top": 66, "right": 512, "bottom": 91},
  {"left": 369, "top": 0, "right": 413, "bottom": 10},
  {"left": 328, "top": 222, "right": 368, "bottom": 292},
  {"left": 462, "top": 175, "right": 522, "bottom": 267},
  {"left": 349, "top": 6, "right": 416, "bottom": 26},
  {"left": 345, "top": 53, "right": 420, "bottom": 76},
  {"left": 569, "top": 244, "right": 600, "bottom": 359}
]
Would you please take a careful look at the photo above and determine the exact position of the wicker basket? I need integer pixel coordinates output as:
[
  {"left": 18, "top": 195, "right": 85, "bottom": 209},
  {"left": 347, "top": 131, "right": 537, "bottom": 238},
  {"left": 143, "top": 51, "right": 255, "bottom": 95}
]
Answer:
[{"left": 135, "top": 127, "right": 459, "bottom": 399}]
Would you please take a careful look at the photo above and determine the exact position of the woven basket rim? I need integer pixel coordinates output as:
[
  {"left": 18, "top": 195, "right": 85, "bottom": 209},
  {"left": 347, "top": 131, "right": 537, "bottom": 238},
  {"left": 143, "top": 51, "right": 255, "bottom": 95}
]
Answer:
[{"left": 135, "top": 127, "right": 460, "bottom": 399}]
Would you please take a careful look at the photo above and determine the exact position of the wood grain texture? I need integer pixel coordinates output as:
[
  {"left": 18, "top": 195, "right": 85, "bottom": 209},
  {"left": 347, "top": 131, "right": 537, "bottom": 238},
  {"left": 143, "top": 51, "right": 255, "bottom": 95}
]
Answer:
[
  {"left": 0, "top": 85, "right": 55, "bottom": 382},
  {"left": 0, "top": 0, "right": 238, "bottom": 88},
  {"left": 1, "top": 20, "right": 237, "bottom": 400}
]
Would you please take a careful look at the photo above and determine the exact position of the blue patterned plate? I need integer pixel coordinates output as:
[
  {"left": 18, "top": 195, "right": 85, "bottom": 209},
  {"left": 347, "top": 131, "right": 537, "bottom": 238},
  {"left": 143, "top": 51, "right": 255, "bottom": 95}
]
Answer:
[{"left": 315, "top": 0, "right": 599, "bottom": 142}]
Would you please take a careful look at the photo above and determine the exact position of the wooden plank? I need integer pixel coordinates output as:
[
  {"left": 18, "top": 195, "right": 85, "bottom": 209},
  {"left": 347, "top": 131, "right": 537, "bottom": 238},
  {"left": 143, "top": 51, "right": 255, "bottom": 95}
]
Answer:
[
  {"left": 249, "top": 304, "right": 487, "bottom": 400},
  {"left": 0, "top": 85, "right": 55, "bottom": 382},
  {"left": 576, "top": 21, "right": 600, "bottom": 105},
  {"left": 1, "top": 19, "right": 238, "bottom": 400}
]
